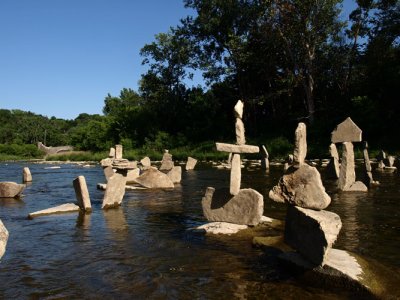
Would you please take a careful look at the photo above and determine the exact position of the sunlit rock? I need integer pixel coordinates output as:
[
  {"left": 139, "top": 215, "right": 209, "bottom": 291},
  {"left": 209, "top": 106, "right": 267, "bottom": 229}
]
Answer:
[{"left": 0, "top": 182, "right": 25, "bottom": 198}]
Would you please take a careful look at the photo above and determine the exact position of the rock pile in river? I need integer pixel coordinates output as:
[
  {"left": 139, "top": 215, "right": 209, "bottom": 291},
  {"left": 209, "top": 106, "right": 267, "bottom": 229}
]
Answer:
[
  {"left": 269, "top": 122, "right": 342, "bottom": 266},
  {"left": 201, "top": 100, "right": 263, "bottom": 227}
]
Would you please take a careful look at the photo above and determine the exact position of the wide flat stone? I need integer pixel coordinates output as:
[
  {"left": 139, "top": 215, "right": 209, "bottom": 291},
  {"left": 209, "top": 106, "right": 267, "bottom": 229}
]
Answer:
[
  {"left": 0, "top": 182, "right": 25, "bottom": 198},
  {"left": 216, "top": 143, "right": 259, "bottom": 154},
  {"left": 284, "top": 206, "right": 342, "bottom": 266},
  {"left": 202, "top": 187, "right": 264, "bottom": 225},
  {"left": 28, "top": 203, "right": 80, "bottom": 218},
  {"left": 269, "top": 164, "right": 331, "bottom": 210},
  {"left": 0, "top": 219, "right": 9, "bottom": 260},
  {"left": 185, "top": 157, "right": 197, "bottom": 170},
  {"left": 279, "top": 248, "right": 400, "bottom": 299},
  {"left": 134, "top": 167, "right": 174, "bottom": 189},
  {"left": 192, "top": 222, "right": 248, "bottom": 235},
  {"left": 331, "top": 117, "right": 362, "bottom": 143}
]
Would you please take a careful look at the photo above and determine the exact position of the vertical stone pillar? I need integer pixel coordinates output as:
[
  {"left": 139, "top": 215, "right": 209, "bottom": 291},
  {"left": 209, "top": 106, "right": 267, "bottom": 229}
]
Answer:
[
  {"left": 102, "top": 170, "right": 127, "bottom": 209},
  {"left": 338, "top": 142, "right": 356, "bottom": 190},
  {"left": 115, "top": 144, "right": 123, "bottom": 159},
  {"left": 327, "top": 143, "right": 340, "bottom": 179},
  {"left": 294, "top": 122, "right": 307, "bottom": 166},
  {"left": 73, "top": 176, "right": 92, "bottom": 212},
  {"left": 261, "top": 145, "right": 269, "bottom": 171},
  {"left": 22, "top": 167, "right": 32, "bottom": 183},
  {"left": 108, "top": 147, "right": 116, "bottom": 158},
  {"left": 230, "top": 154, "right": 241, "bottom": 195}
]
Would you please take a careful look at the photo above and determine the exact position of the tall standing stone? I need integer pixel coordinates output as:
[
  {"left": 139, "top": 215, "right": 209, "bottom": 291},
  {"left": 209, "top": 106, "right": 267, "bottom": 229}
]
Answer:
[
  {"left": 102, "top": 171, "right": 127, "bottom": 209},
  {"left": 115, "top": 144, "right": 123, "bottom": 159},
  {"left": 363, "top": 141, "right": 379, "bottom": 186},
  {"left": 293, "top": 122, "right": 307, "bottom": 166},
  {"left": 73, "top": 176, "right": 92, "bottom": 212},
  {"left": 230, "top": 154, "right": 241, "bottom": 195},
  {"left": 338, "top": 142, "right": 356, "bottom": 190},
  {"left": 235, "top": 118, "right": 246, "bottom": 145},
  {"left": 109, "top": 147, "right": 116, "bottom": 158},
  {"left": 185, "top": 157, "right": 198, "bottom": 170},
  {"left": 22, "top": 167, "right": 32, "bottom": 183},
  {"left": 326, "top": 143, "right": 340, "bottom": 179}
]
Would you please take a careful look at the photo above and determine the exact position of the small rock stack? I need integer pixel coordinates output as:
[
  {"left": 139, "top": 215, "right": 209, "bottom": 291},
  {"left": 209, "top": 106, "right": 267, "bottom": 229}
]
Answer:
[{"left": 269, "top": 122, "right": 342, "bottom": 266}]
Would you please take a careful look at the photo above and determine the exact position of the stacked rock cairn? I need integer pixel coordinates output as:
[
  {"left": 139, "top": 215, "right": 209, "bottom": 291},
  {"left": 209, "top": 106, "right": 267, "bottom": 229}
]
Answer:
[{"left": 269, "top": 122, "right": 342, "bottom": 266}]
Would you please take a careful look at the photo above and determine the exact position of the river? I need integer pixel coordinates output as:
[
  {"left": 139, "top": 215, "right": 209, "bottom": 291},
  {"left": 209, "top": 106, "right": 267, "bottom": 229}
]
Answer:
[{"left": 0, "top": 161, "right": 399, "bottom": 299}]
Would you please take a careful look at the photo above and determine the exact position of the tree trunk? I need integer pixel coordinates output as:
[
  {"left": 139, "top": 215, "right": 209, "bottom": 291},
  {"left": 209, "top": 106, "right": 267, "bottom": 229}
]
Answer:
[{"left": 303, "top": 72, "right": 315, "bottom": 124}]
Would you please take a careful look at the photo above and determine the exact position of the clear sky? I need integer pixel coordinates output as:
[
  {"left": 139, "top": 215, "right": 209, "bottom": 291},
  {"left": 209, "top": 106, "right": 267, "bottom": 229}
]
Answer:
[{"left": 0, "top": 0, "right": 357, "bottom": 120}]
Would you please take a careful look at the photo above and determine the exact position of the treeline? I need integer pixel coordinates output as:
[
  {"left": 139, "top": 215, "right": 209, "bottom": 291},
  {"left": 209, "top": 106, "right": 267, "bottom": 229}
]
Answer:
[{"left": 1, "top": 0, "right": 399, "bottom": 156}]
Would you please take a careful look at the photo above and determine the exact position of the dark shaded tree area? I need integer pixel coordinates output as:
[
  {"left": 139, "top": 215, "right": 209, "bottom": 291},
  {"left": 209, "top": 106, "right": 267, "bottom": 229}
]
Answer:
[{"left": 1, "top": 0, "right": 399, "bottom": 155}]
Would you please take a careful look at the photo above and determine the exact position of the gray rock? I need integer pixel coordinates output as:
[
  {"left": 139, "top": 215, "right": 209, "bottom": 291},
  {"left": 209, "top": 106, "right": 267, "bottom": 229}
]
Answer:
[
  {"left": 100, "top": 158, "right": 113, "bottom": 167},
  {"left": 115, "top": 144, "right": 123, "bottom": 159},
  {"left": 0, "top": 219, "right": 8, "bottom": 260},
  {"left": 108, "top": 147, "right": 115, "bottom": 158},
  {"left": 135, "top": 168, "right": 174, "bottom": 189},
  {"left": 102, "top": 171, "right": 127, "bottom": 209},
  {"left": 294, "top": 122, "right": 307, "bottom": 166},
  {"left": 22, "top": 167, "right": 32, "bottom": 183},
  {"left": 140, "top": 156, "right": 151, "bottom": 168},
  {"left": 216, "top": 143, "right": 259, "bottom": 154},
  {"left": 230, "top": 153, "right": 241, "bottom": 195},
  {"left": 202, "top": 187, "right": 264, "bottom": 225},
  {"left": 103, "top": 166, "right": 115, "bottom": 181},
  {"left": 159, "top": 151, "right": 174, "bottom": 171},
  {"left": 284, "top": 206, "right": 342, "bottom": 266},
  {"left": 338, "top": 142, "right": 356, "bottom": 191},
  {"left": 126, "top": 168, "right": 140, "bottom": 184},
  {"left": 192, "top": 222, "right": 248, "bottom": 235},
  {"left": 185, "top": 157, "right": 197, "bottom": 170},
  {"left": 346, "top": 181, "right": 368, "bottom": 192},
  {"left": 73, "top": 176, "right": 91, "bottom": 212},
  {"left": 29, "top": 203, "right": 80, "bottom": 218},
  {"left": 235, "top": 118, "right": 246, "bottom": 145},
  {"left": 331, "top": 117, "right": 362, "bottom": 143},
  {"left": 326, "top": 143, "right": 340, "bottom": 179},
  {"left": 269, "top": 164, "right": 331, "bottom": 210},
  {"left": 167, "top": 166, "right": 182, "bottom": 183},
  {"left": 234, "top": 99, "right": 244, "bottom": 119},
  {"left": 0, "top": 182, "right": 25, "bottom": 198}
]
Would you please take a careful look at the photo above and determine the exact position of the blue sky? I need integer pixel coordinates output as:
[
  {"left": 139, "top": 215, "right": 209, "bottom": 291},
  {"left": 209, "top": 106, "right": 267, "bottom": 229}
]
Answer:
[{"left": 0, "top": 0, "right": 357, "bottom": 120}]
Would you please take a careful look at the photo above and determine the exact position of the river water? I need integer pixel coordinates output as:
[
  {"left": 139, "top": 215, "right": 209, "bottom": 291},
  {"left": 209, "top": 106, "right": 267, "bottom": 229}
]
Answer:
[{"left": 0, "top": 161, "right": 399, "bottom": 299}]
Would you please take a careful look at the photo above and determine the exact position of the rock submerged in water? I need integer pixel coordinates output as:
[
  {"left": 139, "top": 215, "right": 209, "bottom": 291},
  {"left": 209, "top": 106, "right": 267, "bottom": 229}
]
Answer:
[
  {"left": 0, "top": 182, "right": 25, "bottom": 198},
  {"left": 284, "top": 206, "right": 342, "bottom": 266},
  {"left": 269, "top": 164, "right": 331, "bottom": 210},
  {"left": 202, "top": 187, "right": 264, "bottom": 226},
  {"left": 28, "top": 203, "right": 80, "bottom": 218},
  {"left": 134, "top": 167, "right": 174, "bottom": 189}
]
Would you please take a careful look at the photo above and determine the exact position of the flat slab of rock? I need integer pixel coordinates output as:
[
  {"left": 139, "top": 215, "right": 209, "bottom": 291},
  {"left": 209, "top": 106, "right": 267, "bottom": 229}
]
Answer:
[
  {"left": 0, "top": 182, "right": 25, "bottom": 198},
  {"left": 279, "top": 248, "right": 400, "bottom": 299},
  {"left": 331, "top": 117, "right": 362, "bottom": 143},
  {"left": 215, "top": 143, "right": 259, "bottom": 154},
  {"left": 269, "top": 164, "right": 331, "bottom": 210},
  {"left": 28, "top": 203, "right": 80, "bottom": 218},
  {"left": 284, "top": 206, "right": 342, "bottom": 266},
  {"left": 185, "top": 157, "right": 197, "bottom": 170},
  {"left": 192, "top": 222, "right": 248, "bottom": 235},
  {"left": 97, "top": 183, "right": 147, "bottom": 191},
  {"left": 0, "top": 219, "right": 9, "bottom": 260},
  {"left": 134, "top": 168, "right": 174, "bottom": 189},
  {"left": 202, "top": 187, "right": 264, "bottom": 225}
]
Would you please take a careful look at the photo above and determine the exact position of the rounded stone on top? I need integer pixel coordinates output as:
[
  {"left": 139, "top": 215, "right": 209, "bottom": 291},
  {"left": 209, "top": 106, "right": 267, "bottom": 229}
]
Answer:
[{"left": 234, "top": 100, "right": 244, "bottom": 119}]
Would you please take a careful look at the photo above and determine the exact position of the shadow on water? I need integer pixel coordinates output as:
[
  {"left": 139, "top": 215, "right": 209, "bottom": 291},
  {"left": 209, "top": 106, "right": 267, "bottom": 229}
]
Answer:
[{"left": 0, "top": 162, "right": 399, "bottom": 298}]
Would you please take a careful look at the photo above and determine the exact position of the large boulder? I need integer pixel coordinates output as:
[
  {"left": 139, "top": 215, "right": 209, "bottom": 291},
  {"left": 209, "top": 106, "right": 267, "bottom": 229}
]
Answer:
[
  {"left": 269, "top": 164, "right": 331, "bottom": 210},
  {"left": 284, "top": 206, "right": 342, "bottom": 266},
  {"left": 202, "top": 187, "right": 264, "bottom": 226},
  {"left": 0, "top": 219, "right": 9, "bottom": 260},
  {"left": 134, "top": 167, "right": 174, "bottom": 189},
  {"left": 0, "top": 182, "right": 25, "bottom": 198}
]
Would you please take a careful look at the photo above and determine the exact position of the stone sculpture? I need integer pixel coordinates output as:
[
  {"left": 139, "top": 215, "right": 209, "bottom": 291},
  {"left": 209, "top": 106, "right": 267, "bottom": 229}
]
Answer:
[{"left": 159, "top": 150, "right": 174, "bottom": 171}]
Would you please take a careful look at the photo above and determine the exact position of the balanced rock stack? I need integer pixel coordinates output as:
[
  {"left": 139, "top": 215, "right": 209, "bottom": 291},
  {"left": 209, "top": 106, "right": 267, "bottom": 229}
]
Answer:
[
  {"left": 202, "top": 100, "right": 263, "bottom": 226},
  {"left": 269, "top": 122, "right": 342, "bottom": 266},
  {"left": 332, "top": 118, "right": 368, "bottom": 192}
]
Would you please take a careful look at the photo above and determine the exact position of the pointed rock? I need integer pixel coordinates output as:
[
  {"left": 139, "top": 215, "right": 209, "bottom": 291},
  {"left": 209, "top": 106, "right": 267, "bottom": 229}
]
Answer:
[
  {"left": 234, "top": 100, "right": 244, "bottom": 119},
  {"left": 331, "top": 117, "right": 362, "bottom": 143}
]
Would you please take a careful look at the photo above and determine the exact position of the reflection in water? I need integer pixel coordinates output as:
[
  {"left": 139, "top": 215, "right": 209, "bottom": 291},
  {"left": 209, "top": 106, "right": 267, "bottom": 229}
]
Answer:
[{"left": 0, "top": 162, "right": 399, "bottom": 298}]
